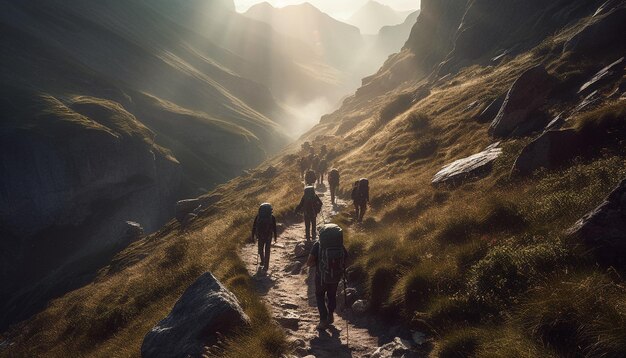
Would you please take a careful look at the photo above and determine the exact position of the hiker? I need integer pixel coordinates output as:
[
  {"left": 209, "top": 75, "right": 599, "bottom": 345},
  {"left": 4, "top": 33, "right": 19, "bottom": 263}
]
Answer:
[
  {"left": 328, "top": 168, "right": 340, "bottom": 205},
  {"left": 251, "top": 203, "right": 278, "bottom": 271},
  {"left": 307, "top": 224, "right": 348, "bottom": 330},
  {"left": 299, "top": 156, "right": 310, "bottom": 179},
  {"left": 318, "top": 157, "right": 328, "bottom": 184},
  {"left": 320, "top": 144, "right": 328, "bottom": 158},
  {"left": 295, "top": 186, "right": 323, "bottom": 241},
  {"left": 310, "top": 154, "right": 320, "bottom": 181},
  {"left": 352, "top": 178, "right": 369, "bottom": 222},
  {"left": 305, "top": 169, "right": 317, "bottom": 186}
]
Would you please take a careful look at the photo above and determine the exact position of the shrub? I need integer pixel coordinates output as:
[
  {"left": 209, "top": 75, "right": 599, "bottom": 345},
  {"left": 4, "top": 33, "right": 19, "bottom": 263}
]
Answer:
[
  {"left": 407, "top": 112, "right": 431, "bottom": 131},
  {"left": 409, "top": 138, "right": 438, "bottom": 160},
  {"left": 467, "top": 241, "right": 568, "bottom": 307},
  {"left": 516, "top": 272, "right": 626, "bottom": 357},
  {"left": 390, "top": 266, "right": 435, "bottom": 314},
  {"left": 438, "top": 329, "right": 480, "bottom": 358},
  {"left": 368, "top": 265, "right": 399, "bottom": 311},
  {"left": 380, "top": 93, "right": 414, "bottom": 124}
]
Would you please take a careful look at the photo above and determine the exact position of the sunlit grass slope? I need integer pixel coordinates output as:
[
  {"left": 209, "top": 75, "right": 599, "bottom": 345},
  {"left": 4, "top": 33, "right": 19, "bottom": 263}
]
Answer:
[{"left": 5, "top": 5, "right": 626, "bottom": 358}]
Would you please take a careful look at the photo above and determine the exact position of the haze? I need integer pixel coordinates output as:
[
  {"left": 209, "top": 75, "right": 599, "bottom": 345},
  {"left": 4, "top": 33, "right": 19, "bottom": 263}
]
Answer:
[{"left": 235, "top": 0, "right": 420, "bottom": 19}]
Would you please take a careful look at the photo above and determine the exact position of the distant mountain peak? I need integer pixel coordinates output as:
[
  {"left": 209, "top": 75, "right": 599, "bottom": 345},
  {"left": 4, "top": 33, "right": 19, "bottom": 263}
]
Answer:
[{"left": 348, "top": 0, "right": 412, "bottom": 34}]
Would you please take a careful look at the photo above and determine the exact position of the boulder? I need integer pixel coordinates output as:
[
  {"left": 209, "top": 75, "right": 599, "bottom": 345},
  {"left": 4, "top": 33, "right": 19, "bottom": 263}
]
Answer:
[
  {"left": 175, "top": 199, "right": 202, "bottom": 223},
  {"left": 544, "top": 113, "right": 566, "bottom": 132},
  {"left": 475, "top": 94, "right": 505, "bottom": 123},
  {"left": 294, "top": 241, "right": 312, "bottom": 258},
  {"left": 512, "top": 129, "right": 581, "bottom": 176},
  {"left": 567, "top": 179, "right": 626, "bottom": 268},
  {"left": 432, "top": 144, "right": 502, "bottom": 185},
  {"left": 276, "top": 311, "right": 300, "bottom": 331},
  {"left": 489, "top": 66, "right": 554, "bottom": 138},
  {"left": 124, "top": 221, "right": 144, "bottom": 240},
  {"left": 575, "top": 90, "right": 602, "bottom": 113},
  {"left": 564, "top": 7, "right": 626, "bottom": 55},
  {"left": 370, "top": 337, "right": 412, "bottom": 358},
  {"left": 175, "top": 194, "right": 222, "bottom": 223},
  {"left": 578, "top": 57, "right": 625, "bottom": 96},
  {"left": 141, "top": 272, "right": 250, "bottom": 358}
]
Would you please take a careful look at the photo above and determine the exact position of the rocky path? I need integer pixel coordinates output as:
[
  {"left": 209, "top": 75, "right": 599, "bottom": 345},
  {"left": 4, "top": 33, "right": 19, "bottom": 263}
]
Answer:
[{"left": 242, "top": 184, "right": 383, "bottom": 357}]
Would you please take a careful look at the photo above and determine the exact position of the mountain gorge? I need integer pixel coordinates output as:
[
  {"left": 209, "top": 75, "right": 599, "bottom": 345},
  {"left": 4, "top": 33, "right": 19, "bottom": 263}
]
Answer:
[
  {"left": 3, "top": 0, "right": 626, "bottom": 357},
  {"left": 0, "top": 0, "right": 370, "bottom": 331}
]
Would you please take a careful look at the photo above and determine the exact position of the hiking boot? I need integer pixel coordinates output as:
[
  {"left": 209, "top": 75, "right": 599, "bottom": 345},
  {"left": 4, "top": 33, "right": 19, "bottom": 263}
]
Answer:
[{"left": 316, "top": 320, "right": 328, "bottom": 330}]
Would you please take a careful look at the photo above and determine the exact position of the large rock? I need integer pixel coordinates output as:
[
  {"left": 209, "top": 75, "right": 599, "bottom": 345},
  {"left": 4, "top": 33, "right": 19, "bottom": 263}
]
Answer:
[
  {"left": 489, "top": 66, "right": 554, "bottom": 138},
  {"left": 567, "top": 179, "right": 626, "bottom": 268},
  {"left": 371, "top": 337, "right": 412, "bottom": 358},
  {"left": 512, "top": 129, "right": 581, "bottom": 176},
  {"left": 141, "top": 272, "right": 250, "bottom": 358},
  {"left": 578, "top": 57, "right": 625, "bottom": 96},
  {"left": 564, "top": 6, "right": 626, "bottom": 55},
  {"left": 432, "top": 144, "right": 502, "bottom": 185},
  {"left": 175, "top": 194, "right": 222, "bottom": 223},
  {"left": 475, "top": 94, "right": 505, "bottom": 123}
]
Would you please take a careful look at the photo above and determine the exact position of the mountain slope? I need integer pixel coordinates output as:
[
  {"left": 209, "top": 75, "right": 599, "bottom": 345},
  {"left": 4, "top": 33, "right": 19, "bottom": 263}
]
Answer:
[
  {"left": 4, "top": 0, "right": 626, "bottom": 357},
  {"left": 0, "top": 0, "right": 296, "bottom": 331},
  {"left": 348, "top": 1, "right": 413, "bottom": 34},
  {"left": 245, "top": 2, "right": 363, "bottom": 72}
]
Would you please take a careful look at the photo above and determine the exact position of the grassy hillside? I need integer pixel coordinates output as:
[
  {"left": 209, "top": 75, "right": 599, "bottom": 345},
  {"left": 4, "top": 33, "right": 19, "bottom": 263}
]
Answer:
[{"left": 3, "top": 1, "right": 626, "bottom": 357}]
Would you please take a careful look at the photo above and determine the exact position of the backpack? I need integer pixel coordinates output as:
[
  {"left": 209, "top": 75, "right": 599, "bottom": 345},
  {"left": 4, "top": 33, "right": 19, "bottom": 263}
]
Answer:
[
  {"left": 305, "top": 170, "right": 317, "bottom": 185},
  {"left": 328, "top": 169, "right": 340, "bottom": 186},
  {"left": 256, "top": 203, "right": 273, "bottom": 239},
  {"left": 318, "top": 224, "right": 345, "bottom": 285},
  {"left": 319, "top": 159, "right": 328, "bottom": 172},
  {"left": 304, "top": 186, "right": 322, "bottom": 216}
]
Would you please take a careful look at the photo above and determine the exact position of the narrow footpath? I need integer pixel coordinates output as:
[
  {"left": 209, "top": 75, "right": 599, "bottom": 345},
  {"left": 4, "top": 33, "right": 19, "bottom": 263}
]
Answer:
[{"left": 242, "top": 184, "right": 381, "bottom": 357}]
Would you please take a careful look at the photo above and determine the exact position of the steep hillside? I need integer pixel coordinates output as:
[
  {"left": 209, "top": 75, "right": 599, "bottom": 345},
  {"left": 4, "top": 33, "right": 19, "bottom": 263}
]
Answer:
[
  {"left": 348, "top": 1, "right": 413, "bottom": 34},
  {"left": 375, "top": 10, "right": 421, "bottom": 56},
  {"left": 0, "top": 0, "right": 297, "bottom": 331},
  {"left": 4, "top": 0, "right": 626, "bottom": 357}
]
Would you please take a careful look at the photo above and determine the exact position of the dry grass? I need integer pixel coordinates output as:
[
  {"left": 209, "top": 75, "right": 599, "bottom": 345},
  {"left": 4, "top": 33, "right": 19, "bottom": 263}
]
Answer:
[{"left": 6, "top": 9, "right": 626, "bottom": 357}]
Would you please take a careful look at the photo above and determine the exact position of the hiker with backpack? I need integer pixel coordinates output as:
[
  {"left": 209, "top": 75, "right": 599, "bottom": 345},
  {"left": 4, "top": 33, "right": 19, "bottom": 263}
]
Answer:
[
  {"left": 251, "top": 203, "right": 278, "bottom": 271},
  {"left": 328, "top": 168, "right": 340, "bottom": 205},
  {"left": 299, "top": 156, "right": 310, "bottom": 179},
  {"left": 351, "top": 178, "right": 369, "bottom": 223},
  {"left": 318, "top": 157, "right": 328, "bottom": 184},
  {"left": 295, "top": 186, "right": 323, "bottom": 241},
  {"left": 307, "top": 224, "right": 348, "bottom": 330}
]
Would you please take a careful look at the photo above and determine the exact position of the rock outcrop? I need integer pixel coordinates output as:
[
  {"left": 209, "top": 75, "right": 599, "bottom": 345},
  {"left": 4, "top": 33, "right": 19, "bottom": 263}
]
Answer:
[
  {"left": 564, "top": 6, "right": 626, "bottom": 55},
  {"left": 567, "top": 179, "right": 626, "bottom": 268},
  {"left": 432, "top": 144, "right": 502, "bottom": 185},
  {"left": 512, "top": 129, "right": 581, "bottom": 176},
  {"left": 578, "top": 57, "right": 625, "bottom": 96},
  {"left": 141, "top": 272, "right": 250, "bottom": 358},
  {"left": 489, "top": 66, "right": 554, "bottom": 138},
  {"left": 475, "top": 94, "right": 505, "bottom": 123}
]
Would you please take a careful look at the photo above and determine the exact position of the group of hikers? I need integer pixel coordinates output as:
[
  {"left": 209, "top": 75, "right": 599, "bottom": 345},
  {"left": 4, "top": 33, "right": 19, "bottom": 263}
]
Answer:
[{"left": 250, "top": 144, "right": 370, "bottom": 330}]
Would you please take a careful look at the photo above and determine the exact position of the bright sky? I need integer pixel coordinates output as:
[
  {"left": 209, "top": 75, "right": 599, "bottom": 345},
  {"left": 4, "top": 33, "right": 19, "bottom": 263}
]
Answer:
[{"left": 234, "top": 0, "right": 420, "bottom": 20}]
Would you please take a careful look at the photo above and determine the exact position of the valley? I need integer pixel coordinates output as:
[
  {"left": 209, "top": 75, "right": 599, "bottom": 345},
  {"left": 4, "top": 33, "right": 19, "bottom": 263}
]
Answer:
[{"left": 2, "top": 0, "right": 626, "bottom": 357}]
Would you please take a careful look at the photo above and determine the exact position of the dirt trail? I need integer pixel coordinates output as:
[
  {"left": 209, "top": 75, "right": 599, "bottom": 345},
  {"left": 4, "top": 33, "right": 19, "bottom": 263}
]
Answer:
[{"left": 242, "top": 184, "right": 382, "bottom": 357}]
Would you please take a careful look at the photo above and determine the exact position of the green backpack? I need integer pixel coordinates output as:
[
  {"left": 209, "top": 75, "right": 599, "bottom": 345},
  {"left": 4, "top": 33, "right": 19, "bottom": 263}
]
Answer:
[{"left": 318, "top": 224, "right": 345, "bottom": 285}]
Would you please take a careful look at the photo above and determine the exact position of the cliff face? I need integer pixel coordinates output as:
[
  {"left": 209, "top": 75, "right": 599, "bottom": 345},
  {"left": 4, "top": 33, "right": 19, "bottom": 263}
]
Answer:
[{"left": 0, "top": 93, "right": 182, "bottom": 327}]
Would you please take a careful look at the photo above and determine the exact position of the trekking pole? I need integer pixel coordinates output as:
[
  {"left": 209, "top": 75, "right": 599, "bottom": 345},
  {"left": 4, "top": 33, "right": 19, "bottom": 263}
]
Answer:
[{"left": 343, "top": 272, "right": 349, "bottom": 347}]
